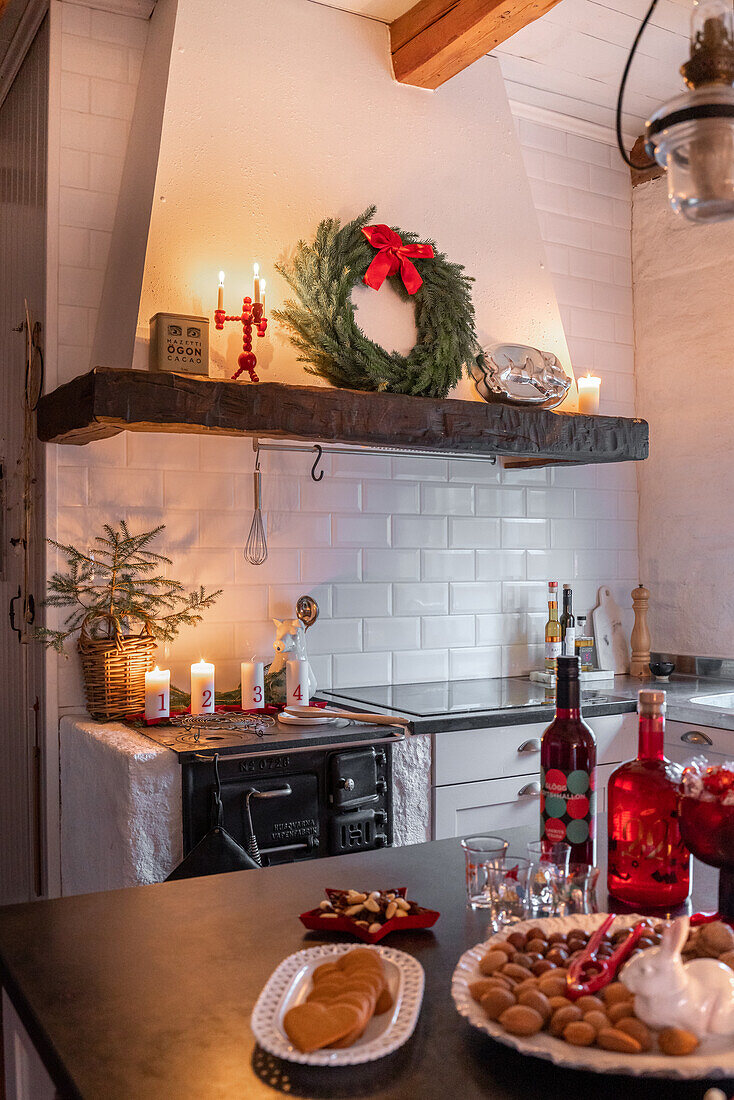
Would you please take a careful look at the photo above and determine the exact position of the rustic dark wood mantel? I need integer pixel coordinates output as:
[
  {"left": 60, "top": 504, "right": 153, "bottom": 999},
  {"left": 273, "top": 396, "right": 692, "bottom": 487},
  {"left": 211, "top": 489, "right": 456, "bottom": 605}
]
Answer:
[{"left": 36, "top": 368, "right": 649, "bottom": 465}]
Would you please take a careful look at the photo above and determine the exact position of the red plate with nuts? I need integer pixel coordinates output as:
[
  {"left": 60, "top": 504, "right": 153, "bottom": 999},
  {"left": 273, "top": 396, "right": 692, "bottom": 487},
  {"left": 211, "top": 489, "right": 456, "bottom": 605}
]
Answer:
[{"left": 299, "top": 887, "right": 440, "bottom": 944}]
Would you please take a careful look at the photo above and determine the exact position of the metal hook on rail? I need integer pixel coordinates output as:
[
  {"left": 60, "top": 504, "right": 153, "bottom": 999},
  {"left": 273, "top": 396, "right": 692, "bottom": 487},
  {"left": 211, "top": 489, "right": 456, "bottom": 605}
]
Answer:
[{"left": 310, "top": 444, "right": 324, "bottom": 482}]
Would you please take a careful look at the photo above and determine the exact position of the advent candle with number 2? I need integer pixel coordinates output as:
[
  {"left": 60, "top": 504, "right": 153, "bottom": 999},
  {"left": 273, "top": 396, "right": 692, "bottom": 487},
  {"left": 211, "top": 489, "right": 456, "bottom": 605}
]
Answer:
[
  {"left": 145, "top": 666, "right": 170, "bottom": 721},
  {"left": 191, "top": 659, "right": 215, "bottom": 715},
  {"left": 286, "top": 659, "right": 309, "bottom": 707},
  {"left": 241, "top": 660, "right": 265, "bottom": 710}
]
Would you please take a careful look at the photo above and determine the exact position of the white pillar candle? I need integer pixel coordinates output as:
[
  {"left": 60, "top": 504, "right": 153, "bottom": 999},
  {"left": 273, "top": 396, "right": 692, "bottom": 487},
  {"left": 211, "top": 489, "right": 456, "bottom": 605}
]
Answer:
[
  {"left": 241, "top": 660, "right": 265, "bottom": 710},
  {"left": 286, "top": 659, "right": 310, "bottom": 707},
  {"left": 145, "top": 666, "right": 170, "bottom": 720},
  {"left": 577, "top": 373, "right": 601, "bottom": 414},
  {"left": 253, "top": 262, "right": 261, "bottom": 304},
  {"left": 260, "top": 279, "right": 266, "bottom": 313},
  {"left": 217, "top": 270, "right": 225, "bottom": 311},
  {"left": 190, "top": 659, "right": 215, "bottom": 715}
]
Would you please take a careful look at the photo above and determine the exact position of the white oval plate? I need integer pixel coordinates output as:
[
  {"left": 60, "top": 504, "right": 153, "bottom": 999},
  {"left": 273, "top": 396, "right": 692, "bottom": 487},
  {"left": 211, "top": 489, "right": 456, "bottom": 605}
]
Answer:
[
  {"left": 278, "top": 710, "right": 347, "bottom": 727},
  {"left": 251, "top": 943, "right": 424, "bottom": 1066},
  {"left": 451, "top": 913, "right": 734, "bottom": 1080}
]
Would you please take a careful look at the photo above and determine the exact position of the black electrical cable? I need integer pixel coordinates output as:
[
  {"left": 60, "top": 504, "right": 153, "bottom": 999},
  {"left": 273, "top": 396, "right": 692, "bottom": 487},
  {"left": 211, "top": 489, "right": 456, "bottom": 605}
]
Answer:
[{"left": 616, "top": 0, "right": 661, "bottom": 170}]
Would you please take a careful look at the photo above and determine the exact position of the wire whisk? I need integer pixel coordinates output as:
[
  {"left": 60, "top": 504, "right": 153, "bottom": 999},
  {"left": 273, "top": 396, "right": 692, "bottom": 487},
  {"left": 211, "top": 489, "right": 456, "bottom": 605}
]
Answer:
[{"left": 245, "top": 450, "right": 268, "bottom": 565}]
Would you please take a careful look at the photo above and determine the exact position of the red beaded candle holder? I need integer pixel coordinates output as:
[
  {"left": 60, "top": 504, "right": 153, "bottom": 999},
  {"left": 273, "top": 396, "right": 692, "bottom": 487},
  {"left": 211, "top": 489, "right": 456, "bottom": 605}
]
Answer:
[{"left": 214, "top": 297, "right": 268, "bottom": 383}]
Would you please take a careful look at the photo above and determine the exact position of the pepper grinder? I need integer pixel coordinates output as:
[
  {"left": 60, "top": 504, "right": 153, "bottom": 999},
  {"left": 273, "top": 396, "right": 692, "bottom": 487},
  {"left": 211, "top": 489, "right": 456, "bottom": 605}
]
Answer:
[{"left": 630, "top": 584, "right": 651, "bottom": 679}]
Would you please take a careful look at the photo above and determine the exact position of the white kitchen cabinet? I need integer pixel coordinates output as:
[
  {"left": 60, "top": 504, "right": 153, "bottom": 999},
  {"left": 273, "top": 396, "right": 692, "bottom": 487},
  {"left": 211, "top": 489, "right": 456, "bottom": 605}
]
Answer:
[
  {"left": 664, "top": 719, "right": 734, "bottom": 766},
  {"left": 2, "top": 991, "right": 57, "bottom": 1100},
  {"left": 431, "top": 713, "right": 637, "bottom": 841}
]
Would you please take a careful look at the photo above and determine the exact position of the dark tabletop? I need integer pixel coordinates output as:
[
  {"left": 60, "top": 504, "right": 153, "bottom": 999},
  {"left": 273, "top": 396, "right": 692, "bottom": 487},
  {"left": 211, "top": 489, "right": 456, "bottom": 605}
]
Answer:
[{"left": 0, "top": 820, "right": 724, "bottom": 1100}]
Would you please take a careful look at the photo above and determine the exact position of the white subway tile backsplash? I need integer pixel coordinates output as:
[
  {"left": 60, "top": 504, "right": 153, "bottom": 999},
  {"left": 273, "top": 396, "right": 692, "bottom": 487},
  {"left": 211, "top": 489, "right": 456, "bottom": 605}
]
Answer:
[
  {"left": 364, "top": 617, "right": 420, "bottom": 652},
  {"left": 334, "top": 651, "right": 391, "bottom": 688},
  {"left": 363, "top": 549, "right": 419, "bottom": 582},
  {"left": 393, "top": 649, "right": 448, "bottom": 684},
  {"left": 475, "top": 487, "right": 524, "bottom": 517},
  {"left": 332, "top": 514, "right": 389, "bottom": 548},
  {"left": 393, "top": 456, "right": 447, "bottom": 482},
  {"left": 422, "top": 549, "right": 474, "bottom": 581},
  {"left": 58, "top": 466, "right": 87, "bottom": 508},
  {"left": 476, "top": 612, "right": 526, "bottom": 646},
  {"left": 502, "top": 643, "right": 545, "bottom": 677},
  {"left": 501, "top": 582, "right": 548, "bottom": 613},
  {"left": 393, "top": 515, "right": 446, "bottom": 548},
  {"left": 394, "top": 583, "right": 448, "bottom": 616},
  {"left": 450, "top": 646, "right": 502, "bottom": 680},
  {"left": 88, "top": 467, "right": 163, "bottom": 508},
  {"left": 450, "top": 583, "right": 501, "bottom": 614},
  {"left": 268, "top": 512, "right": 331, "bottom": 548},
  {"left": 449, "top": 517, "right": 500, "bottom": 549},
  {"left": 421, "top": 483, "right": 473, "bottom": 515},
  {"left": 525, "top": 548, "right": 574, "bottom": 581},
  {"left": 333, "top": 584, "right": 391, "bottom": 619},
  {"left": 268, "top": 584, "right": 332, "bottom": 619},
  {"left": 476, "top": 549, "right": 526, "bottom": 581},
  {"left": 166, "top": 471, "right": 233, "bottom": 510},
  {"left": 526, "top": 488, "right": 573, "bottom": 519},
  {"left": 363, "top": 480, "right": 419, "bottom": 514},
  {"left": 300, "top": 478, "right": 361, "bottom": 513},
  {"left": 501, "top": 518, "right": 548, "bottom": 549},
  {"left": 421, "top": 615, "right": 474, "bottom": 649},
  {"left": 574, "top": 488, "right": 618, "bottom": 519},
  {"left": 447, "top": 459, "right": 500, "bottom": 484},
  {"left": 235, "top": 548, "right": 300, "bottom": 585},
  {"left": 550, "top": 518, "right": 596, "bottom": 549},
  {"left": 88, "top": 151, "right": 125, "bottom": 192},
  {"left": 301, "top": 549, "right": 361, "bottom": 584},
  {"left": 307, "top": 618, "right": 362, "bottom": 655}
]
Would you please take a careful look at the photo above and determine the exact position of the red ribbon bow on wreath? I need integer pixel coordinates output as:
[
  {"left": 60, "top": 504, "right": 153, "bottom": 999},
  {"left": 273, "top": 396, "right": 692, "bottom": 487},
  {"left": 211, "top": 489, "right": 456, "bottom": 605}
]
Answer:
[{"left": 361, "top": 224, "right": 435, "bottom": 296}]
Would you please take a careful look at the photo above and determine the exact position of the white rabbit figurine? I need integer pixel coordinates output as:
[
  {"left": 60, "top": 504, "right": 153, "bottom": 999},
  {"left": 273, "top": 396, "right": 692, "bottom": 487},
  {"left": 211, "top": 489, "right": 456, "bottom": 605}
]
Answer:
[{"left": 621, "top": 916, "right": 734, "bottom": 1038}]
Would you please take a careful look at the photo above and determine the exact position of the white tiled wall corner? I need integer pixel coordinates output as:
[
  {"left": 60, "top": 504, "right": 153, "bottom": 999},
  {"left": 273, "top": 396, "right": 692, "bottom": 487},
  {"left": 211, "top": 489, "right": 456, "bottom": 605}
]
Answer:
[{"left": 50, "top": 23, "right": 640, "bottom": 707}]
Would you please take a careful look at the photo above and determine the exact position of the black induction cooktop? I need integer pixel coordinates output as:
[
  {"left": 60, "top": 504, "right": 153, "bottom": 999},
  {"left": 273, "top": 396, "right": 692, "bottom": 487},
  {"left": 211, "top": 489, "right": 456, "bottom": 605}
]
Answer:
[{"left": 319, "top": 677, "right": 618, "bottom": 718}]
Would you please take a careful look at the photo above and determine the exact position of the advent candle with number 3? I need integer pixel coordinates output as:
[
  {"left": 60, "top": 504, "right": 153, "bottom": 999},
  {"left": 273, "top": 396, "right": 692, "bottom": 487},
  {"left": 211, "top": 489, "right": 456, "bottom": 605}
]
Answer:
[
  {"left": 191, "top": 659, "right": 215, "bottom": 715},
  {"left": 241, "top": 660, "right": 265, "bottom": 710},
  {"left": 286, "top": 659, "right": 309, "bottom": 707},
  {"left": 145, "top": 666, "right": 170, "bottom": 721}
]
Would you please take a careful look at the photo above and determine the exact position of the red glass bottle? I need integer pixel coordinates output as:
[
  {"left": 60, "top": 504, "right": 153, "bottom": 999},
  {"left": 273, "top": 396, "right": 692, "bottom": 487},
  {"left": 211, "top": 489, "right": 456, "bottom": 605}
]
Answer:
[
  {"left": 540, "top": 656, "right": 596, "bottom": 864},
  {"left": 607, "top": 689, "right": 691, "bottom": 908}
]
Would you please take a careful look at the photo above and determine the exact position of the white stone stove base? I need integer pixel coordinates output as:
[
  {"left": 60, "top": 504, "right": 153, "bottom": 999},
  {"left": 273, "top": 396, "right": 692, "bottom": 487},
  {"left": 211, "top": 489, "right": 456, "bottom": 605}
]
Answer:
[{"left": 59, "top": 716, "right": 431, "bottom": 895}]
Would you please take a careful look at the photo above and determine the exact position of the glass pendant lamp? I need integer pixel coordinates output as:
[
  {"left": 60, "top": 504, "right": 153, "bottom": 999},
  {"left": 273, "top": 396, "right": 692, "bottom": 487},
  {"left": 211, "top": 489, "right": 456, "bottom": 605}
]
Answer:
[{"left": 618, "top": 0, "right": 734, "bottom": 223}]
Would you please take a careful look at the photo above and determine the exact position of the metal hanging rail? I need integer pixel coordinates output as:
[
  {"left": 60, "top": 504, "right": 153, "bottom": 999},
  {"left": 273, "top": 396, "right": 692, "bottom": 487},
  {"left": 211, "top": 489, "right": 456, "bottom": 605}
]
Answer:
[{"left": 252, "top": 437, "right": 497, "bottom": 482}]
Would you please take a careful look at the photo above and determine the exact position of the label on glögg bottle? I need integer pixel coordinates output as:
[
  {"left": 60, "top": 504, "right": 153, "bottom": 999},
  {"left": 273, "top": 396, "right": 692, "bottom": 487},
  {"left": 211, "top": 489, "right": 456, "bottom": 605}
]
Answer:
[{"left": 541, "top": 765, "right": 596, "bottom": 849}]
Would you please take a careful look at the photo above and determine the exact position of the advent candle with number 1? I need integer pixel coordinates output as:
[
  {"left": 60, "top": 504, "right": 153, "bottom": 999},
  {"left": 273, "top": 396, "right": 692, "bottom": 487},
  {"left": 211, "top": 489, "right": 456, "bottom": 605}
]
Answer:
[
  {"left": 191, "top": 659, "right": 215, "bottom": 715},
  {"left": 241, "top": 660, "right": 265, "bottom": 710},
  {"left": 145, "top": 666, "right": 170, "bottom": 721},
  {"left": 286, "top": 659, "right": 309, "bottom": 707}
]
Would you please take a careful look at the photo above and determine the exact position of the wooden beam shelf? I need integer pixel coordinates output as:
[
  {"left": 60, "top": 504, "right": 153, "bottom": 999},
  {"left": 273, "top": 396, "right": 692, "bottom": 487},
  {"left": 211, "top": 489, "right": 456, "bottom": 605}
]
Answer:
[{"left": 36, "top": 368, "right": 649, "bottom": 465}]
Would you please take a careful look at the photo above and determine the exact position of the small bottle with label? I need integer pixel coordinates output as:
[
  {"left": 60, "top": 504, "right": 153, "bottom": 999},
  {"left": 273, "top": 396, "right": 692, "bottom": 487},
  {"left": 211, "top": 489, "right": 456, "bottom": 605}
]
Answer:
[
  {"left": 560, "top": 584, "right": 576, "bottom": 657},
  {"left": 544, "top": 581, "right": 561, "bottom": 673},
  {"left": 574, "top": 615, "right": 595, "bottom": 671}
]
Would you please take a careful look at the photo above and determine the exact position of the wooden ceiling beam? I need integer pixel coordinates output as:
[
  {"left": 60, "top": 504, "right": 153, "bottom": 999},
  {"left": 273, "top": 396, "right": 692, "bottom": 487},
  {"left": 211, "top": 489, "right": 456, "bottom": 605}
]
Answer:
[
  {"left": 630, "top": 134, "right": 665, "bottom": 186},
  {"left": 390, "top": 0, "right": 567, "bottom": 90}
]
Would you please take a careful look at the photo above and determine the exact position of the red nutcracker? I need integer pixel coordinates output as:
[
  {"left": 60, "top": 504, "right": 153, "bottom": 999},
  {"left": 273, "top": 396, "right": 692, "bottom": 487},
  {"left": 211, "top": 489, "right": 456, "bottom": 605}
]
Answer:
[{"left": 214, "top": 266, "right": 268, "bottom": 383}]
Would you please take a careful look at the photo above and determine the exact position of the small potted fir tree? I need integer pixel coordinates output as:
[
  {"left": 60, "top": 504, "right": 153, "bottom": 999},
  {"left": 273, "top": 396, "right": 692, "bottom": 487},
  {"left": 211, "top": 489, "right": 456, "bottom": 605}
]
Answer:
[{"left": 38, "top": 522, "right": 221, "bottom": 721}]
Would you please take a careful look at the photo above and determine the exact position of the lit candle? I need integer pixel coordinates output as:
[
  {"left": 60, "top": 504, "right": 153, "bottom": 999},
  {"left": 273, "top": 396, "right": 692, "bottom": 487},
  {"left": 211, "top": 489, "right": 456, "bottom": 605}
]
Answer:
[
  {"left": 190, "top": 658, "right": 215, "bottom": 715},
  {"left": 145, "top": 665, "right": 170, "bottom": 721},
  {"left": 260, "top": 279, "right": 266, "bottom": 313},
  {"left": 217, "top": 270, "right": 225, "bottom": 311},
  {"left": 577, "top": 372, "right": 601, "bottom": 414},
  {"left": 286, "top": 658, "right": 310, "bottom": 707},
  {"left": 253, "top": 262, "right": 261, "bottom": 304},
  {"left": 241, "top": 659, "right": 265, "bottom": 710}
]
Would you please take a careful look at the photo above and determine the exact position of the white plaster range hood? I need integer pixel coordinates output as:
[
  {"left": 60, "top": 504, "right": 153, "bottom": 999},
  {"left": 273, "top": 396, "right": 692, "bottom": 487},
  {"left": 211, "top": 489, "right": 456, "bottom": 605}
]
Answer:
[{"left": 89, "top": 0, "right": 580, "bottom": 407}]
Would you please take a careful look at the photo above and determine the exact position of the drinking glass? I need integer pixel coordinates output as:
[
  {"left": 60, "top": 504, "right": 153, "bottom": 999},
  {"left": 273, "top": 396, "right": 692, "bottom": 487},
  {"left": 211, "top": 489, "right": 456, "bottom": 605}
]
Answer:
[
  {"left": 461, "top": 835, "right": 509, "bottom": 909},
  {"left": 560, "top": 863, "right": 600, "bottom": 915},
  {"left": 527, "top": 841, "right": 571, "bottom": 918},
  {"left": 485, "top": 856, "right": 531, "bottom": 931}
]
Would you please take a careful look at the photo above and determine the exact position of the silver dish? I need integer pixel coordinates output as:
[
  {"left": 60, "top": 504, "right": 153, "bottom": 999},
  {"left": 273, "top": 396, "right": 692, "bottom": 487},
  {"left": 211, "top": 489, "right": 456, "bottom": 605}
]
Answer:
[{"left": 470, "top": 343, "right": 571, "bottom": 409}]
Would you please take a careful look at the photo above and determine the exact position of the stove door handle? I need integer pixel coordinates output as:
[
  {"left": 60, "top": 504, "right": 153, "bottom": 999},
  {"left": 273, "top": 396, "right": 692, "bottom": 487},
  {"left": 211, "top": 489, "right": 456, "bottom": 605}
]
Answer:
[
  {"left": 191, "top": 730, "right": 406, "bottom": 764},
  {"left": 249, "top": 784, "right": 293, "bottom": 799}
]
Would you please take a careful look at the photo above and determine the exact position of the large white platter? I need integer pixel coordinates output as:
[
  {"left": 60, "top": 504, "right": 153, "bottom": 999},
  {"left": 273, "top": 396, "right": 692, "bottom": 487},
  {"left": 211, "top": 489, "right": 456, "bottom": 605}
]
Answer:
[
  {"left": 251, "top": 942, "right": 424, "bottom": 1066},
  {"left": 451, "top": 913, "right": 734, "bottom": 1080}
]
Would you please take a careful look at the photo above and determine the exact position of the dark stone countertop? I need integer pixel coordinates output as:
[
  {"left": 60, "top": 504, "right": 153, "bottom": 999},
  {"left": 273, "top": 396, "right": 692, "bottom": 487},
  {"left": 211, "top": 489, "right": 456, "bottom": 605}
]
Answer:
[{"left": 0, "top": 821, "right": 722, "bottom": 1100}]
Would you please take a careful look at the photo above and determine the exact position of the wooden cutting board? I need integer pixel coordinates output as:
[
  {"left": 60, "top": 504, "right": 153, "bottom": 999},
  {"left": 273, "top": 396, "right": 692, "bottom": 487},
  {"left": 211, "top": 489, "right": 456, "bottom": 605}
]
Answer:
[{"left": 592, "top": 586, "right": 630, "bottom": 673}]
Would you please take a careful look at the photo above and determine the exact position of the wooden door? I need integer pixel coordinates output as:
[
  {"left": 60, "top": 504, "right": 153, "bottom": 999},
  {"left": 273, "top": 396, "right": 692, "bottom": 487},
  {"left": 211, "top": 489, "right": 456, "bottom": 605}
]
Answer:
[{"left": 0, "top": 19, "right": 48, "bottom": 905}]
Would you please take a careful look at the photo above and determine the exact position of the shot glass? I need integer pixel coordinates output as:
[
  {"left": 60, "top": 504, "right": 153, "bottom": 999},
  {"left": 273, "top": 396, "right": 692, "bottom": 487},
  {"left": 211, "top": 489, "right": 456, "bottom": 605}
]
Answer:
[
  {"left": 527, "top": 841, "right": 572, "bottom": 918},
  {"left": 559, "top": 863, "right": 600, "bottom": 916},
  {"left": 461, "top": 834, "right": 509, "bottom": 909},
  {"left": 485, "top": 856, "right": 531, "bottom": 931}
]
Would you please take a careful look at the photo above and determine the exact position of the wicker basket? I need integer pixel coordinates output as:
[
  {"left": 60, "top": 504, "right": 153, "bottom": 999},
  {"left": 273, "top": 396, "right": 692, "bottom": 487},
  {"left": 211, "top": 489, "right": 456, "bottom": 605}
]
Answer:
[{"left": 78, "top": 613, "right": 156, "bottom": 721}]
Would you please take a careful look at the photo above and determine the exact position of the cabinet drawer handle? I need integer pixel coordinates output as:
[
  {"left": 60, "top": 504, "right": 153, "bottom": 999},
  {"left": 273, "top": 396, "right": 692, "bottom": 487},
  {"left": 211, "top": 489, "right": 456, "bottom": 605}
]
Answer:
[
  {"left": 517, "top": 738, "right": 541, "bottom": 753},
  {"left": 681, "top": 730, "right": 713, "bottom": 746},
  {"left": 518, "top": 781, "right": 541, "bottom": 798}
]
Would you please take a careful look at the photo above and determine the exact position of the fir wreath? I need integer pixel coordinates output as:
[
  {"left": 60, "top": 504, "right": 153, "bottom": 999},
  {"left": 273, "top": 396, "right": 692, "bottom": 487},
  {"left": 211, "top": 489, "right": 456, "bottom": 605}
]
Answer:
[{"left": 274, "top": 206, "right": 476, "bottom": 399}]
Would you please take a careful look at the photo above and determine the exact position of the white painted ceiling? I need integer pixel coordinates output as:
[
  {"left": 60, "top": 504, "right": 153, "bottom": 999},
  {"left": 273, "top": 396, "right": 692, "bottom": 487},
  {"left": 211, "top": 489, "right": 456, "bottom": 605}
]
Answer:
[{"left": 316, "top": 0, "right": 694, "bottom": 135}]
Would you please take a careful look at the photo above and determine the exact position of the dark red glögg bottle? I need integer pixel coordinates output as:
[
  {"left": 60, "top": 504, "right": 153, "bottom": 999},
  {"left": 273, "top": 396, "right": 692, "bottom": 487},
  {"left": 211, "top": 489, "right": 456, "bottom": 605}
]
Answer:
[
  {"left": 607, "top": 689, "right": 691, "bottom": 908},
  {"left": 540, "top": 656, "right": 596, "bottom": 865}
]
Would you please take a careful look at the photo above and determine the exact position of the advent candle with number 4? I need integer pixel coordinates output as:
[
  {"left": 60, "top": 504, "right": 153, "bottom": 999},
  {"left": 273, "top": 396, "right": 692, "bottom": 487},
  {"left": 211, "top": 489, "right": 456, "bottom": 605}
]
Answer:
[
  {"left": 241, "top": 660, "right": 265, "bottom": 710},
  {"left": 145, "top": 666, "right": 170, "bottom": 721},
  {"left": 286, "top": 659, "right": 309, "bottom": 707},
  {"left": 191, "top": 659, "right": 215, "bottom": 715}
]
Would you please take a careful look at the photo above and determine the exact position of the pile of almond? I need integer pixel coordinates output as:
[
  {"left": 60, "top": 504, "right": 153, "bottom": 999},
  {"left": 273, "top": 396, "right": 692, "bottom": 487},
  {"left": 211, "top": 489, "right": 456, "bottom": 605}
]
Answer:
[
  {"left": 318, "top": 888, "right": 417, "bottom": 935},
  {"left": 469, "top": 920, "right": 734, "bottom": 1058}
]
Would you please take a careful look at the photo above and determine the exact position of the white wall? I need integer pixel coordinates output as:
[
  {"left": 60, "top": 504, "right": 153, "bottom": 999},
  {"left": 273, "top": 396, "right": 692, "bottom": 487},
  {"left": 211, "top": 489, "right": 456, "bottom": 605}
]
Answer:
[
  {"left": 48, "top": 0, "right": 638, "bottom": 713},
  {"left": 633, "top": 176, "right": 734, "bottom": 656}
]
